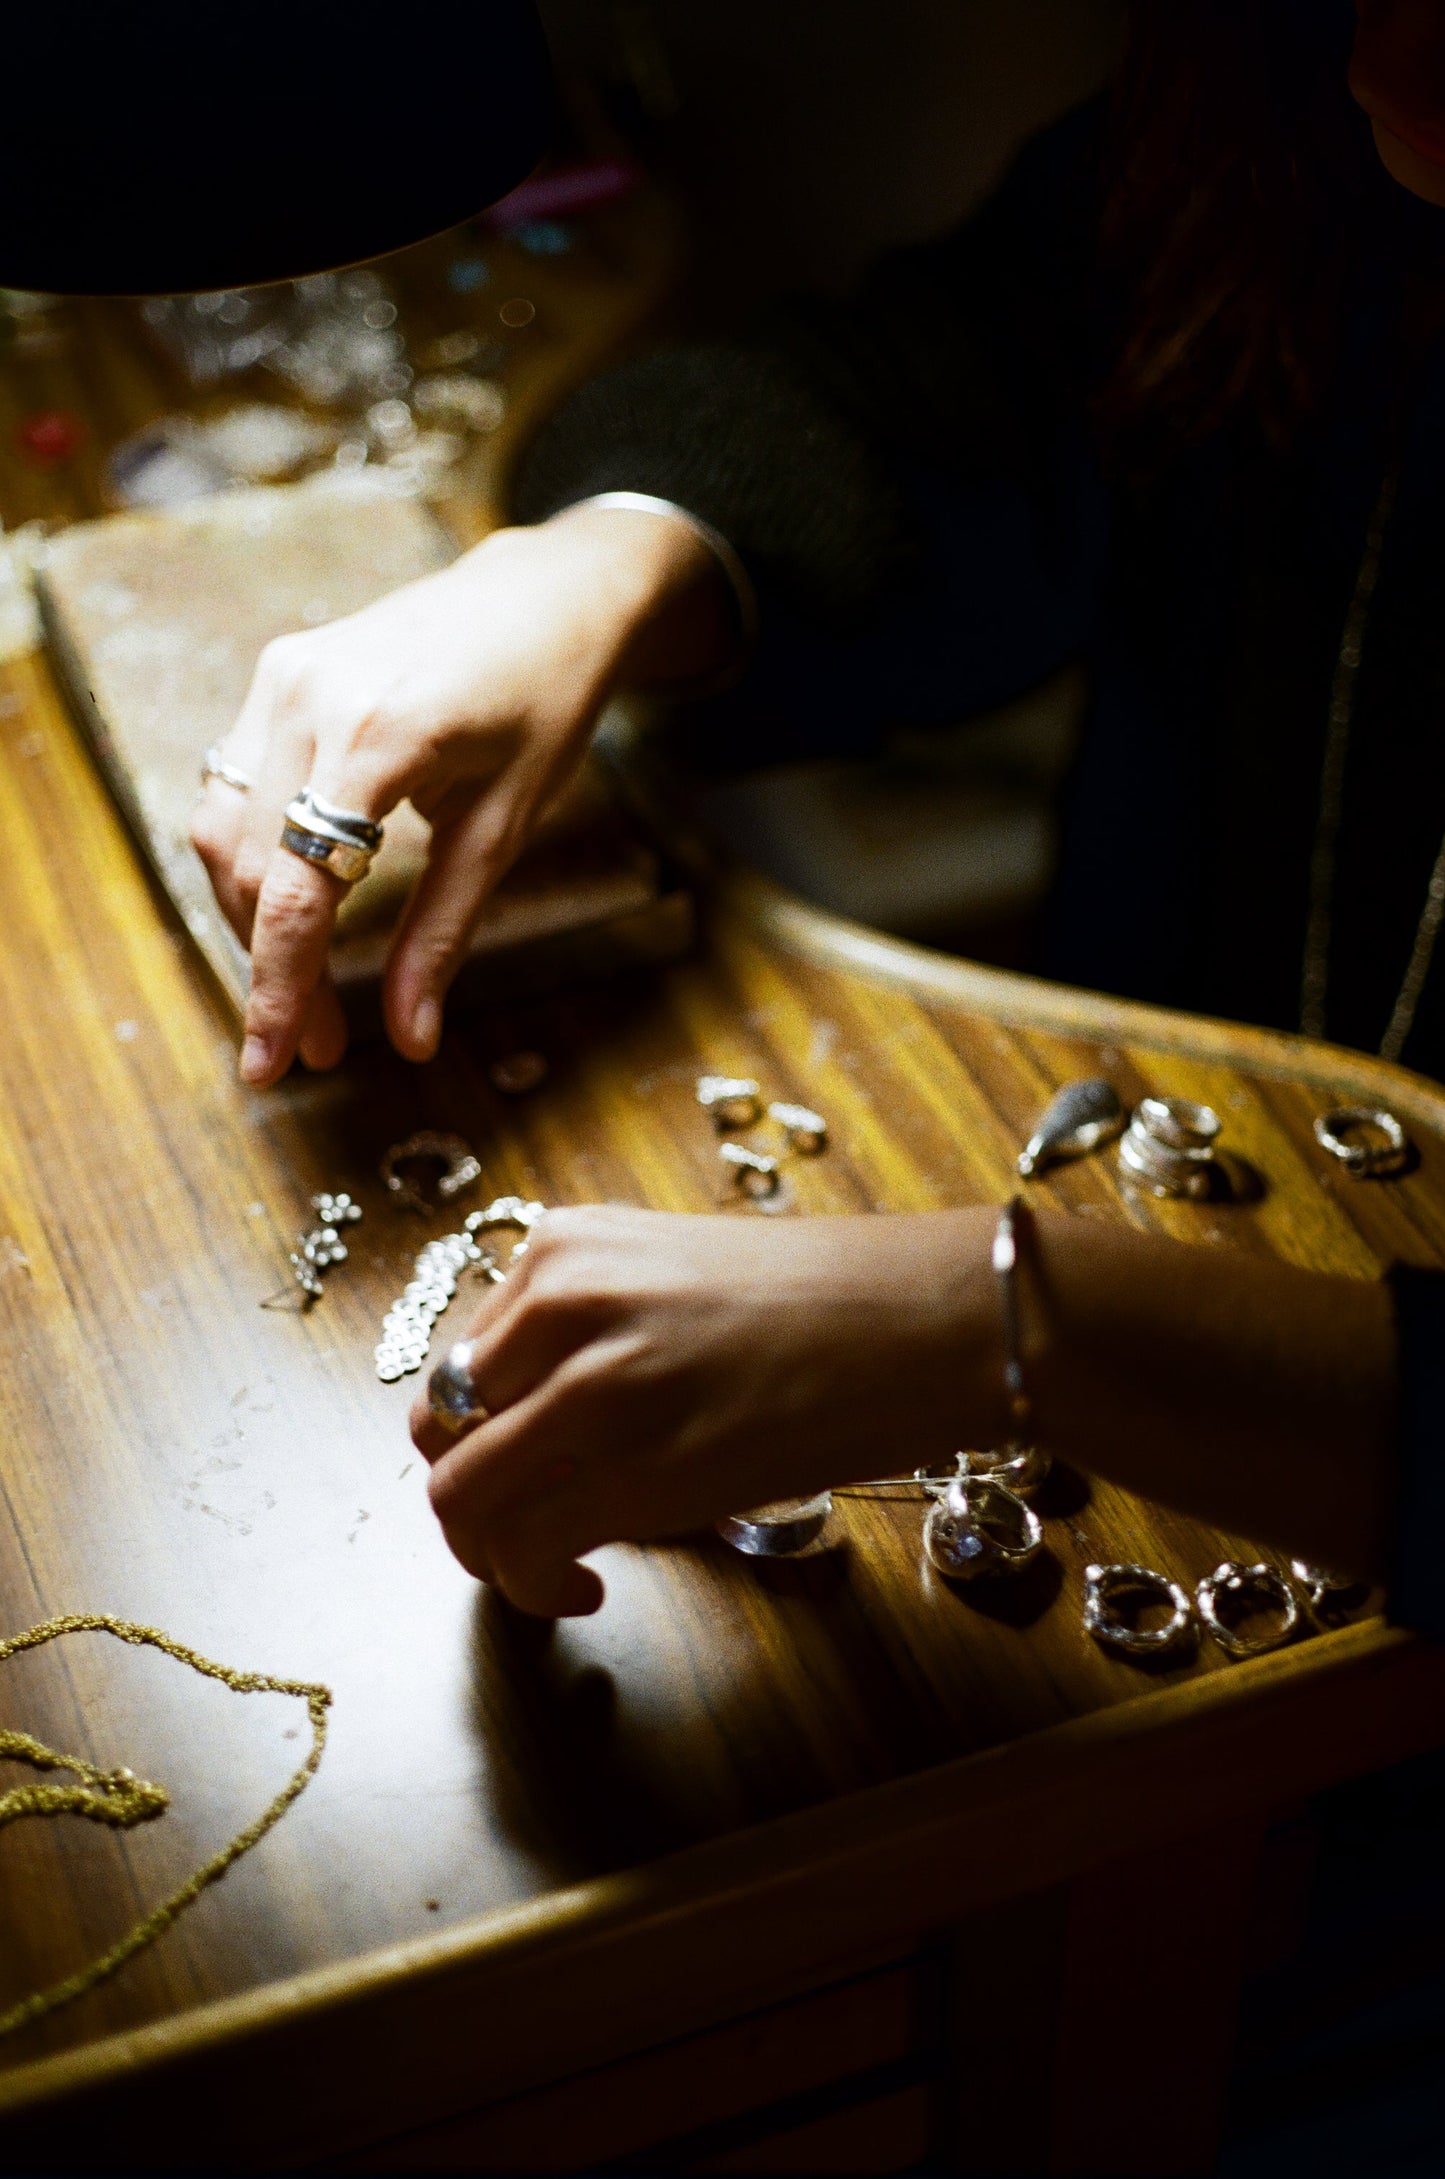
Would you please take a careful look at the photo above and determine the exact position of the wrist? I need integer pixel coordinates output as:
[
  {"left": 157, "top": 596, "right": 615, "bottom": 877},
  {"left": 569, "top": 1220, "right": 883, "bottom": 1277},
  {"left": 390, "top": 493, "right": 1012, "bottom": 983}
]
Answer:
[{"left": 544, "top": 499, "right": 744, "bottom": 692}]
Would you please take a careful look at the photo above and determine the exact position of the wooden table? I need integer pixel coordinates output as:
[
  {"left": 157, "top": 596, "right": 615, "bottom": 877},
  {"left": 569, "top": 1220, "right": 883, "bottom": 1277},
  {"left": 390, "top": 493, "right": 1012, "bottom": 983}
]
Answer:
[{"left": 3, "top": 242, "right": 1445, "bottom": 2177}]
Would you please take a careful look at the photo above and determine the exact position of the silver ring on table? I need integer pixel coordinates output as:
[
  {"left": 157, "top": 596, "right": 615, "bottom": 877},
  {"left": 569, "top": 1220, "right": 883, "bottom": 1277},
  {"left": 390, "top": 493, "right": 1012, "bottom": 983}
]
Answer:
[
  {"left": 1313, "top": 1106, "right": 1410, "bottom": 1178},
  {"left": 200, "top": 746, "right": 254, "bottom": 793},
  {"left": 1196, "top": 1561, "right": 1300, "bottom": 1658},
  {"left": 1083, "top": 1562, "right": 1195, "bottom": 1658},
  {"left": 924, "top": 1477, "right": 1043, "bottom": 1582},
  {"left": 718, "top": 1493, "right": 833, "bottom": 1556},
  {"left": 1289, "top": 1557, "right": 1361, "bottom": 1614}
]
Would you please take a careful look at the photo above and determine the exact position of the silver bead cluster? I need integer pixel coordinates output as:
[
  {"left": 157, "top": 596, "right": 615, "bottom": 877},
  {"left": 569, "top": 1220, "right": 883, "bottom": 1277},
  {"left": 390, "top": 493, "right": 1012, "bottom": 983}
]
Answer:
[
  {"left": 261, "top": 1191, "right": 362, "bottom": 1310},
  {"left": 374, "top": 1195, "right": 546, "bottom": 1384}
]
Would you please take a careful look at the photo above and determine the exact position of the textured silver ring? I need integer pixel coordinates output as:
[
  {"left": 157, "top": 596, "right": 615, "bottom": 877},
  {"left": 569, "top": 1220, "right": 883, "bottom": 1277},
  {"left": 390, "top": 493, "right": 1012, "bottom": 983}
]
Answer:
[
  {"left": 200, "top": 745, "right": 254, "bottom": 792},
  {"left": 280, "top": 809, "right": 376, "bottom": 885},
  {"left": 1084, "top": 1562, "right": 1194, "bottom": 1657},
  {"left": 1313, "top": 1106, "right": 1409, "bottom": 1178},
  {"left": 427, "top": 1342, "right": 490, "bottom": 1434},
  {"left": 924, "top": 1477, "right": 1042, "bottom": 1582},
  {"left": 295, "top": 785, "right": 384, "bottom": 849},
  {"left": 1196, "top": 1561, "right": 1300, "bottom": 1658}
]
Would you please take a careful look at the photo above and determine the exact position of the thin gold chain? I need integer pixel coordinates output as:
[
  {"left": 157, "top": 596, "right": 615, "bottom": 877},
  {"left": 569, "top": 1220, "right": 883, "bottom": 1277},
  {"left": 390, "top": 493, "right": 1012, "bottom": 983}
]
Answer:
[{"left": 0, "top": 1614, "right": 331, "bottom": 2040}]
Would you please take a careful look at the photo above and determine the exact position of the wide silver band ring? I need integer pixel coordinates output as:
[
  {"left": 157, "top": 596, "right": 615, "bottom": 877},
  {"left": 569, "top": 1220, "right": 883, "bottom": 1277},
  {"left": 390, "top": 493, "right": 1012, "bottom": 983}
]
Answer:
[
  {"left": 279, "top": 817, "right": 375, "bottom": 885},
  {"left": 718, "top": 1493, "right": 833, "bottom": 1556},
  {"left": 200, "top": 746, "right": 254, "bottom": 792},
  {"left": 427, "top": 1342, "right": 491, "bottom": 1434},
  {"left": 295, "top": 785, "right": 383, "bottom": 850},
  {"left": 924, "top": 1477, "right": 1042, "bottom": 1582},
  {"left": 1196, "top": 1561, "right": 1300, "bottom": 1658},
  {"left": 1313, "top": 1106, "right": 1409, "bottom": 1178},
  {"left": 1084, "top": 1562, "right": 1194, "bottom": 1657}
]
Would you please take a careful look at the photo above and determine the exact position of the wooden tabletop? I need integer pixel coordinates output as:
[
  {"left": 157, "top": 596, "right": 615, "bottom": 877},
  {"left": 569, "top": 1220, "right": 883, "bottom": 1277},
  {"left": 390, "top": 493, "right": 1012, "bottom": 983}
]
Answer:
[{"left": 4, "top": 234, "right": 1445, "bottom": 2167}]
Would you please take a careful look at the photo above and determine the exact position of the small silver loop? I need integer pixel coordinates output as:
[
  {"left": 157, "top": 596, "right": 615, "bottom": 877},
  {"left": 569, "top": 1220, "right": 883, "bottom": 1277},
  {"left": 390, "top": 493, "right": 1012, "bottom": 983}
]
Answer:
[
  {"left": 697, "top": 1075, "right": 763, "bottom": 1131},
  {"left": 200, "top": 745, "right": 254, "bottom": 792},
  {"left": 1313, "top": 1106, "right": 1409, "bottom": 1178},
  {"left": 379, "top": 1132, "right": 482, "bottom": 1215},
  {"left": 924, "top": 1478, "right": 1042, "bottom": 1582},
  {"left": 1084, "top": 1562, "right": 1195, "bottom": 1657},
  {"left": 768, "top": 1102, "right": 828, "bottom": 1155},
  {"left": 719, "top": 1142, "right": 780, "bottom": 1198},
  {"left": 1196, "top": 1561, "right": 1300, "bottom": 1658}
]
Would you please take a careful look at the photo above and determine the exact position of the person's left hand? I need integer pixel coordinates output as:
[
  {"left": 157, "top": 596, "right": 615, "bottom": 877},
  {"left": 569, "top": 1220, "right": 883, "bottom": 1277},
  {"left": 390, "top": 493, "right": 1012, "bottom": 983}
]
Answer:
[{"left": 409, "top": 1202, "right": 1000, "bottom": 1615}]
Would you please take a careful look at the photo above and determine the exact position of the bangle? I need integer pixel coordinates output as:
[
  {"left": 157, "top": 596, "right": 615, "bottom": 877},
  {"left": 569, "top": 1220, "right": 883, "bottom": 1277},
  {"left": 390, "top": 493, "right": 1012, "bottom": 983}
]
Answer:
[
  {"left": 992, "top": 1195, "right": 1033, "bottom": 1446},
  {"left": 567, "top": 489, "right": 759, "bottom": 692}
]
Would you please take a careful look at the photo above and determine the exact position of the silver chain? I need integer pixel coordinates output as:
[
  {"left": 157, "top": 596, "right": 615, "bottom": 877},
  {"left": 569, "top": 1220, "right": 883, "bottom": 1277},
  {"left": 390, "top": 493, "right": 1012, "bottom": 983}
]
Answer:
[{"left": 1300, "top": 462, "right": 1445, "bottom": 1064}]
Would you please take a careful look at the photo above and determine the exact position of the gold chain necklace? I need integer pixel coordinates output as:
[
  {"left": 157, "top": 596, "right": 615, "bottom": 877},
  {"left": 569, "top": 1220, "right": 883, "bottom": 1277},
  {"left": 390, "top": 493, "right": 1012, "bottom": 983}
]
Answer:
[
  {"left": 1300, "top": 461, "right": 1445, "bottom": 1064},
  {"left": 0, "top": 1614, "right": 331, "bottom": 2041}
]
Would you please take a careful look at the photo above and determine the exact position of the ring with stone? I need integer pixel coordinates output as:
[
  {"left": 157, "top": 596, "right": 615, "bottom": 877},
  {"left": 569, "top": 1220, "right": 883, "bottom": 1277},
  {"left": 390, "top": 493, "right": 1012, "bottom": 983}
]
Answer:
[{"left": 924, "top": 1477, "right": 1042, "bottom": 1582}]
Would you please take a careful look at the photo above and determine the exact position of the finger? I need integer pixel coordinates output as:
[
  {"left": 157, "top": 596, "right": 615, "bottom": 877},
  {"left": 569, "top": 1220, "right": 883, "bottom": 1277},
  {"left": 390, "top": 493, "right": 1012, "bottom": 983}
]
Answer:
[
  {"left": 297, "top": 970, "right": 349, "bottom": 1073},
  {"left": 383, "top": 790, "right": 526, "bottom": 1062},
  {"left": 408, "top": 1275, "right": 600, "bottom": 1461},
  {"left": 240, "top": 849, "right": 349, "bottom": 1086}
]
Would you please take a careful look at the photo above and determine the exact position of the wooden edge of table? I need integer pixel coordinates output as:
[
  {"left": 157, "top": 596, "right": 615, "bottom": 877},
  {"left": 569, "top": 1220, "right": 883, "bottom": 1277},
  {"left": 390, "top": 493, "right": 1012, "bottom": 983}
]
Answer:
[
  {"left": 3, "top": 1614, "right": 1443, "bottom": 2159},
  {"left": 723, "top": 868, "right": 1445, "bottom": 1132}
]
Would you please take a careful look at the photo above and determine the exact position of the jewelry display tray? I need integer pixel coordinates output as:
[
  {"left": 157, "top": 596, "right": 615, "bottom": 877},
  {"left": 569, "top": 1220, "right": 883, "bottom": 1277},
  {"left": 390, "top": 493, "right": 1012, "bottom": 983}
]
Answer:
[{"left": 35, "top": 478, "right": 693, "bottom": 1030}]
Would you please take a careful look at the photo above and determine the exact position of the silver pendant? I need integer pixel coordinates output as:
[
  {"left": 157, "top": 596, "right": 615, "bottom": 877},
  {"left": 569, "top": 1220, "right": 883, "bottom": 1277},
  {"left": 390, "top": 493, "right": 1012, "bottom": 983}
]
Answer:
[{"left": 1017, "top": 1078, "right": 1125, "bottom": 1178}]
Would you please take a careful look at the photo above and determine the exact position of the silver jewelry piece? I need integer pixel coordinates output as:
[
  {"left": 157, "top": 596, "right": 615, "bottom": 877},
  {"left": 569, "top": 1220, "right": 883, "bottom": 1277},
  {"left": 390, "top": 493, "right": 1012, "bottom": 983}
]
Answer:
[
  {"left": 379, "top": 1132, "right": 482, "bottom": 1215},
  {"left": 200, "top": 745, "right": 254, "bottom": 793},
  {"left": 280, "top": 785, "right": 384, "bottom": 885},
  {"left": 1196, "top": 1561, "right": 1300, "bottom": 1659},
  {"left": 427, "top": 1341, "right": 489, "bottom": 1433},
  {"left": 993, "top": 1196, "right": 1033, "bottom": 1445},
  {"left": 956, "top": 1444, "right": 1051, "bottom": 1500},
  {"left": 1084, "top": 1562, "right": 1195, "bottom": 1658},
  {"left": 373, "top": 1195, "right": 544, "bottom": 1382},
  {"left": 260, "top": 1189, "right": 362, "bottom": 1311},
  {"left": 1290, "top": 1557, "right": 1361, "bottom": 1613},
  {"left": 924, "top": 1477, "right": 1042, "bottom": 1581},
  {"left": 768, "top": 1102, "right": 828, "bottom": 1155},
  {"left": 718, "top": 1493, "right": 833, "bottom": 1557},
  {"left": 1118, "top": 1097, "right": 1221, "bottom": 1199},
  {"left": 1017, "top": 1078, "right": 1125, "bottom": 1178},
  {"left": 720, "top": 1142, "right": 780, "bottom": 1198},
  {"left": 488, "top": 1050, "right": 548, "bottom": 1095},
  {"left": 697, "top": 1075, "right": 763, "bottom": 1130},
  {"left": 1313, "top": 1106, "right": 1409, "bottom": 1179}
]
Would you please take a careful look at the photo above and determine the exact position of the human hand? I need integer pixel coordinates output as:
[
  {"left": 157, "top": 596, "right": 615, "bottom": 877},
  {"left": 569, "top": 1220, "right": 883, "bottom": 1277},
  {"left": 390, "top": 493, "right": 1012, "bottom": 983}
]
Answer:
[
  {"left": 409, "top": 1204, "right": 1000, "bottom": 1615},
  {"left": 191, "top": 503, "right": 731, "bottom": 1087}
]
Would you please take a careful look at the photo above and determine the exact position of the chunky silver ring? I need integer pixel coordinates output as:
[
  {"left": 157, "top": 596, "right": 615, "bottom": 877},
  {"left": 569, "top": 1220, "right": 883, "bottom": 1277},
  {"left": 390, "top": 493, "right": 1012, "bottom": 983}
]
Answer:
[
  {"left": 427, "top": 1340, "right": 490, "bottom": 1433},
  {"left": 1196, "top": 1561, "right": 1300, "bottom": 1658},
  {"left": 718, "top": 1493, "right": 833, "bottom": 1557},
  {"left": 768, "top": 1101, "right": 828, "bottom": 1155},
  {"left": 924, "top": 1477, "right": 1042, "bottom": 1582},
  {"left": 1313, "top": 1106, "right": 1409, "bottom": 1178},
  {"left": 200, "top": 745, "right": 254, "bottom": 792},
  {"left": 294, "top": 785, "right": 384, "bottom": 849},
  {"left": 1118, "top": 1097, "right": 1221, "bottom": 1199},
  {"left": 281, "top": 810, "right": 376, "bottom": 885},
  {"left": 697, "top": 1075, "right": 763, "bottom": 1130},
  {"left": 1084, "top": 1562, "right": 1195, "bottom": 1657}
]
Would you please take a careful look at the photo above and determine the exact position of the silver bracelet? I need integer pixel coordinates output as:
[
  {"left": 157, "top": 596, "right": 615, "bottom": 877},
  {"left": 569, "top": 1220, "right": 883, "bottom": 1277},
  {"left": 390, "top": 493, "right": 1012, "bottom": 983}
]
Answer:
[
  {"left": 992, "top": 1195, "right": 1034, "bottom": 1446},
  {"left": 568, "top": 489, "right": 760, "bottom": 665}
]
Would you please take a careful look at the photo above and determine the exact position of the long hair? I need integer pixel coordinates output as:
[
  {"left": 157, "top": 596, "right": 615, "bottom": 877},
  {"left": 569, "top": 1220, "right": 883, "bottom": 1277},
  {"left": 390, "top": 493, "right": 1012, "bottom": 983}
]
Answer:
[{"left": 1098, "top": 0, "right": 1372, "bottom": 462}]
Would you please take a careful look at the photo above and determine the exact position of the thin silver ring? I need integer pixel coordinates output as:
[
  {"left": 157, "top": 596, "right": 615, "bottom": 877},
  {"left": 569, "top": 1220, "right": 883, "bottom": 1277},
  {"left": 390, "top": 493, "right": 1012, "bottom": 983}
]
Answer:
[
  {"left": 1313, "top": 1106, "right": 1409, "bottom": 1178},
  {"left": 1084, "top": 1562, "right": 1195, "bottom": 1657},
  {"left": 200, "top": 745, "right": 254, "bottom": 793},
  {"left": 1196, "top": 1561, "right": 1300, "bottom": 1658}
]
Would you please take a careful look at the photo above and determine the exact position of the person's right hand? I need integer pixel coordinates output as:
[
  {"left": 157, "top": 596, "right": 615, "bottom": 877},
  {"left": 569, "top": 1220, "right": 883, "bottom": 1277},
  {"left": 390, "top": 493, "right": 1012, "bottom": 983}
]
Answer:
[{"left": 190, "top": 501, "right": 734, "bottom": 1087}]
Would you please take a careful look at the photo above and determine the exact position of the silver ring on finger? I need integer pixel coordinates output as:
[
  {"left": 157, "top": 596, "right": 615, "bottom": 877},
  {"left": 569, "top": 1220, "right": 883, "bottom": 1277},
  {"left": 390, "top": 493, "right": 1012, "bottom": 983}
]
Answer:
[
  {"left": 200, "top": 745, "right": 255, "bottom": 792},
  {"left": 427, "top": 1342, "right": 491, "bottom": 1434}
]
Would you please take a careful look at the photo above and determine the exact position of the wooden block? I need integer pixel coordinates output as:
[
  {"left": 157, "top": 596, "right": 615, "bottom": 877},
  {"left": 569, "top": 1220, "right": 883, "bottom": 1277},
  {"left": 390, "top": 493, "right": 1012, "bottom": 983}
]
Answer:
[{"left": 35, "top": 478, "right": 690, "bottom": 1025}]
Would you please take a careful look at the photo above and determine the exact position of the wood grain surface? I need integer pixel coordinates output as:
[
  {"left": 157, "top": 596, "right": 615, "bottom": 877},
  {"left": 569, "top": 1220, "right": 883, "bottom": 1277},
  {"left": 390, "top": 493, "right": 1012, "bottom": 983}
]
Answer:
[{"left": 3, "top": 215, "right": 1445, "bottom": 2170}]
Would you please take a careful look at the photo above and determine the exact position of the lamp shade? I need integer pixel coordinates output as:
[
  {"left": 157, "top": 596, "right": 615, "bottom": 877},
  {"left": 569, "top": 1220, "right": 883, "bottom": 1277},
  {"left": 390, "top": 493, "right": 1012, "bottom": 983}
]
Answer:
[{"left": 1, "top": 1, "right": 554, "bottom": 296}]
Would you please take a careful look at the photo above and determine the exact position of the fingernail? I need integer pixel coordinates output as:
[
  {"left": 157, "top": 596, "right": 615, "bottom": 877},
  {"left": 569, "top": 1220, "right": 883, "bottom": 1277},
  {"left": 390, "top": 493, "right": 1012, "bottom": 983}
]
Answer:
[
  {"left": 239, "top": 1035, "right": 272, "bottom": 1085},
  {"left": 412, "top": 997, "right": 441, "bottom": 1059}
]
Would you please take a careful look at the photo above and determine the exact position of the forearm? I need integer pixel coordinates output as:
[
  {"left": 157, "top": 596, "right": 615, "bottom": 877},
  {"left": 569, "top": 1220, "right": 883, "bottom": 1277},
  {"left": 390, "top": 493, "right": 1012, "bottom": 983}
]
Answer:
[{"left": 1018, "top": 1214, "right": 1398, "bottom": 1579}]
